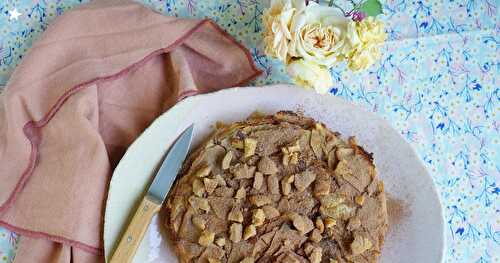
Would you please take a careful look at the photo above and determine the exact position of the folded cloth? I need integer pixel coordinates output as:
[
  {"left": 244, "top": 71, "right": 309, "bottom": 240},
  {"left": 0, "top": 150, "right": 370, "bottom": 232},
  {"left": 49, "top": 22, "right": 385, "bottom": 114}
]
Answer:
[{"left": 0, "top": 0, "right": 261, "bottom": 262}]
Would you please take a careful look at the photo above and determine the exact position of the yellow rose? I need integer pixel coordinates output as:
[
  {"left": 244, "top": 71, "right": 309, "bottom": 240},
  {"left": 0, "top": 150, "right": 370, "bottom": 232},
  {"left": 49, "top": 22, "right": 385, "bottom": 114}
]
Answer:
[
  {"left": 357, "top": 17, "right": 386, "bottom": 44},
  {"left": 263, "top": 0, "right": 305, "bottom": 62},
  {"left": 286, "top": 59, "right": 333, "bottom": 94},
  {"left": 347, "top": 44, "right": 381, "bottom": 71},
  {"left": 345, "top": 17, "right": 386, "bottom": 71},
  {"left": 288, "top": 1, "right": 350, "bottom": 67}
]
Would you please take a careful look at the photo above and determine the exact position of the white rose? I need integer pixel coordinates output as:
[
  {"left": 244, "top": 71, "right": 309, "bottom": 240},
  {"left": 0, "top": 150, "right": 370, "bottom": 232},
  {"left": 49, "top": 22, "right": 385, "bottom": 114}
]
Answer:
[
  {"left": 345, "top": 17, "right": 387, "bottom": 71},
  {"left": 287, "top": 59, "right": 333, "bottom": 94},
  {"left": 288, "top": 1, "right": 350, "bottom": 67},
  {"left": 345, "top": 20, "right": 362, "bottom": 49},
  {"left": 263, "top": 0, "right": 305, "bottom": 62},
  {"left": 347, "top": 44, "right": 381, "bottom": 71}
]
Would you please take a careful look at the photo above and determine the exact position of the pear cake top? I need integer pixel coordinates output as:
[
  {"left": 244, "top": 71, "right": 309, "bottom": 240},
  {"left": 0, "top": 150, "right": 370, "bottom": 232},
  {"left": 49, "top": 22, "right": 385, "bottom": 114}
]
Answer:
[{"left": 165, "top": 111, "right": 388, "bottom": 263}]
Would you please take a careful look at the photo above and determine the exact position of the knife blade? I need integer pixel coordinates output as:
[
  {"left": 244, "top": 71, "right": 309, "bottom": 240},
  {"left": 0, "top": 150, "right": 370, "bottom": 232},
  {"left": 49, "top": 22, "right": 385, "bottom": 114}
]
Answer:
[
  {"left": 110, "top": 124, "right": 194, "bottom": 263},
  {"left": 147, "top": 124, "right": 194, "bottom": 204}
]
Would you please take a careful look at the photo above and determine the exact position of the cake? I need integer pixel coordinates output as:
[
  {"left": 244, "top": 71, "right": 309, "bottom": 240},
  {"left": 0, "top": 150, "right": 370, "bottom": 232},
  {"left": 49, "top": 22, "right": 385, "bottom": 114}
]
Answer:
[{"left": 165, "top": 111, "right": 388, "bottom": 263}]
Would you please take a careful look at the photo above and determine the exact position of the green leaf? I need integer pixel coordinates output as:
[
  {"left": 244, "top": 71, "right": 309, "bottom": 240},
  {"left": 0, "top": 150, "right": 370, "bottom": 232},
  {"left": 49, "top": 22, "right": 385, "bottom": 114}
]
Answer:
[{"left": 358, "top": 0, "right": 383, "bottom": 17}]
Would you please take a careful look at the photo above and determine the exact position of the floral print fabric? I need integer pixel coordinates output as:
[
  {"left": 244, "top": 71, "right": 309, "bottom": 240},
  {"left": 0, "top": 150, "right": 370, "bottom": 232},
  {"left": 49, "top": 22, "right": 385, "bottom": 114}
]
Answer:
[{"left": 0, "top": 0, "right": 498, "bottom": 262}]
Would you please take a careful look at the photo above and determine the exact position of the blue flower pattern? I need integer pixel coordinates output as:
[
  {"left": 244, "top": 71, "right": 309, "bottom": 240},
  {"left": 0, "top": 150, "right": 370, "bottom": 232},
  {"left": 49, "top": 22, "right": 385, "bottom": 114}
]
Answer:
[{"left": 0, "top": 0, "right": 498, "bottom": 262}]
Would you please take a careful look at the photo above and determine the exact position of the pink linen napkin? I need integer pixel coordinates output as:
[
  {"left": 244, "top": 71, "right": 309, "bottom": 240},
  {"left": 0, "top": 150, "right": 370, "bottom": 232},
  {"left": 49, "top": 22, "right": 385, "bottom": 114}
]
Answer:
[{"left": 0, "top": 0, "right": 261, "bottom": 262}]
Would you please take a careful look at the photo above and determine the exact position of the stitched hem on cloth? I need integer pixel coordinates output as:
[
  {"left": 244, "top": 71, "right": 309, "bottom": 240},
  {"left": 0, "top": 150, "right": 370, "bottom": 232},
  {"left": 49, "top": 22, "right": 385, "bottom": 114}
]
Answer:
[{"left": 0, "top": 18, "right": 262, "bottom": 254}]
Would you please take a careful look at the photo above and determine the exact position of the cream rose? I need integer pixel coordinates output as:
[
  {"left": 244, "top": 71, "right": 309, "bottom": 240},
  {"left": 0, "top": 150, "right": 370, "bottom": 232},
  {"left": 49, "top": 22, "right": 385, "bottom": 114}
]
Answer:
[
  {"left": 288, "top": 1, "right": 350, "bottom": 67},
  {"left": 263, "top": 0, "right": 305, "bottom": 62},
  {"left": 345, "top": 17, "right": 386, "bottom": 71},
  {"left": 357, "top": 16, "right": 386, "bottom": 44},
  {"left": 347, "top": 44, "right": 381, "bottom": 71},
  {"left": 286, "top": 59, "right": 333, "bottom": 94}
]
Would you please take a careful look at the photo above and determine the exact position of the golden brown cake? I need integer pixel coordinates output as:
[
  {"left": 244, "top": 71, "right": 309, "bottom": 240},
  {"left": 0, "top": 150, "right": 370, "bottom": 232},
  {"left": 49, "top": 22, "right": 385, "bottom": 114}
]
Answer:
[{"left": 165, "top": 111, "right": 388, "bottom": 263}]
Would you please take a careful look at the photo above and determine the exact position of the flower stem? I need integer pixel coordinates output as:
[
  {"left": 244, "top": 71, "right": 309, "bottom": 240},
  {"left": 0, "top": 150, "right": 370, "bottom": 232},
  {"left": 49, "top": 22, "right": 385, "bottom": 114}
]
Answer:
[
  {"left": 328, "top": 0, "right": 334, "bottom": 7},
  {"left": 331, "top": 3, "right": 348, "bottom": 16},
  {"left": 347, "top": 0, "right": 364, "bottom": 16}
]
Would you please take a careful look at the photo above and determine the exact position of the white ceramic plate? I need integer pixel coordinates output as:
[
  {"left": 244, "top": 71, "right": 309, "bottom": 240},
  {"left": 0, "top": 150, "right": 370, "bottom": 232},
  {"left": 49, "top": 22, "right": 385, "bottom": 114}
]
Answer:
[{"left": 104, "top": 85, "right": 445, "bottom": 263}]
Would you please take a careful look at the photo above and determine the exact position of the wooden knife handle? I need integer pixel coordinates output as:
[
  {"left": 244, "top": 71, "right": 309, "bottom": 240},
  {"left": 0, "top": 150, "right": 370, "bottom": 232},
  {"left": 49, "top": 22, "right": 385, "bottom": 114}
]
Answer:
[{"left": 110, "top": 196, "right": 161, "bottom": 263}]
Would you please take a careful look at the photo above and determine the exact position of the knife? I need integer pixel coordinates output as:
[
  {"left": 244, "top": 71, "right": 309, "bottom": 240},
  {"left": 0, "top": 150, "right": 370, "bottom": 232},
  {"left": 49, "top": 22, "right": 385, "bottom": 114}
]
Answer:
[{"left": 110, "top": 124, "right": 194, "bottom": 263}]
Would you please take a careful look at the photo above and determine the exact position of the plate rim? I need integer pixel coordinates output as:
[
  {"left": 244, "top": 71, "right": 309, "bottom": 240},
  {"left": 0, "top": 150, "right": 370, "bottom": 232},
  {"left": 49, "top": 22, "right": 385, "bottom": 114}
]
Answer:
[{"left": 104, "top": 84, "right": 445, "bottom": 262}]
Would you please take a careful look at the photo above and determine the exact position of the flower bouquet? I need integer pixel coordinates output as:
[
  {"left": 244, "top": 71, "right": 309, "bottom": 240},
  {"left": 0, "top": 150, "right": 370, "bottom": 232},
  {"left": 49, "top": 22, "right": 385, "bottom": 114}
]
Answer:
[{"left": 263, "top": 0, "right": 387, "bottom": 93}]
